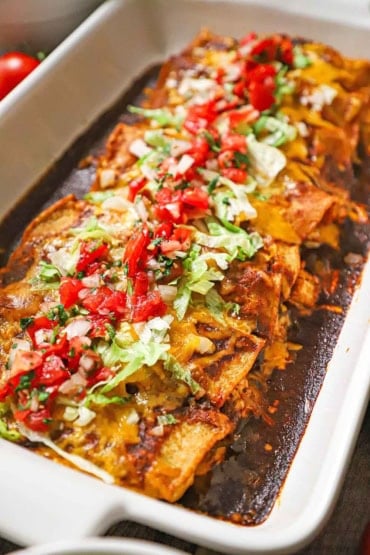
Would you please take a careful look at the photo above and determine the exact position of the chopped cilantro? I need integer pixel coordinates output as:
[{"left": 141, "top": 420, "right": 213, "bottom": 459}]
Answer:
[
  {"left": 157, "top": 414, "right": 178, "bottom": 426},
  {"left": 20, "top": 317, "right": 34, "bottom": 331},
  {"left": 233, "top": 151, "right": 249, "bottom": 168},
  {"left": 15, "top": 371, "right": 35, "bottom": 392}
]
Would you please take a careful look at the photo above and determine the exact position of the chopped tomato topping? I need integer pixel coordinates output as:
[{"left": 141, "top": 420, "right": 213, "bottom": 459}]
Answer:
[
  {"left": 122, "top": 224, "right": 150, "bottom": 277},
  {"left": 132, "top": 290, "right": 167, "bottom": 322},
  {"left": 59, "top": 277, "right": 84, "bottom": 309},
  {"left": 76, "top": 242, "right": 109, "bottom": 273},
  {"left": 128, "top": 176, "right": 147, "bottom": 202},
  {"left": 221, "top": 167, "right": 248, "bottom": 183}
]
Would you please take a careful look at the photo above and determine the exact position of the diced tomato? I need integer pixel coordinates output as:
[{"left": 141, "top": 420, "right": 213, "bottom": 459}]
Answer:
[
  {"left": 248, "top": 78, "right": 276, "bottom": 111},
  {"left": 133, "top": 272, "right": 149, "bottom": 297},
  {"left": 221, "top": 168, "right": 248, "bottom": 183},
  {"left": 59, "top": 277, "right": 84, "bottom": 309},
  {"left": 221, "top": 134, "right": 247, "bottom": 153},
  {"left": 188, "top": 136, "right": 210, "bottom": 166},
  {"left": 128, "top": 176, "right": 147, "bottom": 202},
  {"left": 87, "top": 366, "right": 115, "bottom": 387},
  {"left": 182, "top": 188, "right": 209, "bottom": 210},
  {"left": 246, "top": 63, "right": 276, "bottom": 84},
  {"left": 233, "top": 80, "right": 247, "bottom": 98},
  {"left": 184, "top": 101, "right": 217, "bottom": 135},
  {"left": 155, "top": 188, "right": 184, "bottom": 224},
  {"left": 250, "top": 38, "right": 278, "bottom": 62},
  {"left": 172, "top": 227, "right": 192, "bottom": 249},
  {"left": 36, "top": 355, "right": 68, "bottom": 386},
  {"left": 9, "top": 351, "right": 43, "bottom": 382},
  {"left": 122, "top": 224, "right": 150, "bottom": 277},
  {"left": 154, "top": 221, "right": 173, "bottom": 240},
  {"left": 132, "top": 290, "right": 167, "bottom": 322},
  {"left": 0, "top": 383, "right": 10, "bottom": 401},
  {"left": 76, "top": 241, "right": 109, "bottom": 273},
  {"left": 228, "top": 105, "right": 260, "bottom": 128},
  {"left": 42, "top": 334, "right": 69, "bottom": 361},
  {"left": 279, "top": 38, "right": 294, "bottom": 66},
  {"left": 239, "top": 32, "right": 257, "bottom": 47},
  {"left": 100, "top": 290, "right": 127, "bottom": 317},
  {"left": 218, "top": 150, "right": 235, "bottom": 169},
  {"left": 88, "top": 315, "right": 112, "bottom": 339},
  {"left": 14, "top": 408, "right": 51, "bottom": 432}
]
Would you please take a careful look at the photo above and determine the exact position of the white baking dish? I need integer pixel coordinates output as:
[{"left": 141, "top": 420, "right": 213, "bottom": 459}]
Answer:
[{"left": 0, "top": 1, "right": 369, "bottom": 553}]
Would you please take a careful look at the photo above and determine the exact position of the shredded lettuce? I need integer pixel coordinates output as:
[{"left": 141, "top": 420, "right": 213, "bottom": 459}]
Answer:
[
  {"left": 195, "top": 220, "right": 263, "bottom": 263},
  {"left": 39, "top": 261, "right": 61, "bottom": 283},
  {"left": 128, "top": 106, "right": 184, "bottom": 130},
  {"left": 246, "top": 134, "right": 286, "bottom": 186},
  {"left": 144, "top": 130, "right": 171, "bottom": 153},
  {"left": 254, "top": 114, "right": 297, "bottom": 147},
  {"left": 100, "top": 340, "right": 170, "bottom": 393},
  {"left": 18, "top": 424, "right": 114, "bottom": 484},
  {"left": 163, "top": 354, "right": 200, "bottom": 394},
  {"left": 293, "top": 46, "right": 312, "bottom": 69},
  {"left": 85, "top": 392, "right": 130, "bottom": 407},
  {"left": 70, "top": 217, "right": 115, "bottom": 243},
  {"left": 205, "top": 288, "right": 240, "bottom": 321},
  {"left": 174, "top": 245, "right": 225, "bottom": 319},
  {"left": 84, "top": 191, "right": 114, "bottom": 204},
  {"left": 0, "top": 403, "right": 21, "bottom": 442}
]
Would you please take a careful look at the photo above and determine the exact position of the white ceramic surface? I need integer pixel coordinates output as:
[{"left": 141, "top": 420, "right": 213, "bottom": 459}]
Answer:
[
  {"left": 10, "top": 538, "right": 188, "bottom": 555},
  {"left": 0, "top": 0, "right": 103, "bottom": 51},
  {"left": 0, "top": 1, "right": 369, "bottom": 554}
]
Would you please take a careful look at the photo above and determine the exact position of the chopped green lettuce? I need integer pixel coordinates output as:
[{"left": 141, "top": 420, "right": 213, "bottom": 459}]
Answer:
[
  {"left": 128, "top": 106, "right": 184, "bottom": 130},
  {"left": 163, "top": 354, "right": 200, "bottom": 394},
  {"left": 195, "top": 220, "right": 263, "bottom": 262},
  {"left": 100, "top": 340, "right": 170, "bottom": 393}
]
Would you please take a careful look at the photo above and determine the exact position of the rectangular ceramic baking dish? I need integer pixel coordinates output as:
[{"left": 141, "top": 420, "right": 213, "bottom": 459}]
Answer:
[{"left": 0, "top": 1, "right": 369, "bottom": 553}]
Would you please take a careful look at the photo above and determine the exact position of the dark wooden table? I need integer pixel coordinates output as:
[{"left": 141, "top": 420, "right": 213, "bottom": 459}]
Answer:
[{"left": 0, "top": 405, "right": 368, "bottom": 555}]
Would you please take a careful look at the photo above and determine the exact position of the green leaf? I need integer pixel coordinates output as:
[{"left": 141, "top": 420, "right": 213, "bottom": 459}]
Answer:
[
  {"left": 196, "top": 220, "right": 263, "bottom": 262},
  {"left": 293, "top": 46, "right": 312, "bottom": 69},
  {"left": 84, "top": 191, "right": 114, "bottom": 204},
  {"left": 39, "top": 261, "right": 61, "bottom": 283},
  {"left": 163, "top": 354, "right": 200, "bottom": 394},
  {"left": 0, "top": 419, "right": 21, "bottom": 442},
  {"left": 100, "top": 340, "right": 169, "bottom": 393},
  {"left": 144, "top": 130, "right": 171, "bottom": 154},
  {"left": 70, "top": 217, "right": 114, "bottom": 244},
  {"left": 20, "top": 317, "right": 34, "bottom": 331},
  {"left": 85, "top": 392, "right": 130, "bottom": 407},
  {"left": 128, "top": 106, "right": 184, "bottom": 129},
  {"left": 157, "top": 414, "right": 178, "bottom": 426}
]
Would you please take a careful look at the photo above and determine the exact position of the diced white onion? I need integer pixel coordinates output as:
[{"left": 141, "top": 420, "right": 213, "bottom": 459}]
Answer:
[
  {"left": 34, "top": 329, "right": 52, "bottom": 346},
  {"left": 58, "top": 372, "right": 87, "bottom": 395},
  {"left": 99, "top": 168, "right": 116, "bottom": 189},
  {"left": 151, "top": 424, "right": 164, "bottom": 437},
  {"left": 8, "top": 340, "right": 31, "bottom": 366},
  {"left": 197, "top": 336, "right": 215, "bottom": 354},
  {"left": 63, "top": 406, "right": 79, "bottom": 422},
  {"left": 79, "top": 354, "right": 96, "bottom": 372},
  {"left": 102, "top": 196, "right": 135, "bottom": 214},
  {"left": 75, "top": 406, "right": 96, "bottom": 427},
  {"left": 141, "top": 163, "right": 157, "bottom": 180},
  {"left": 126, "top": 409, "right": 140, "bottom": 425},
  {"left": 135, "top": 198, "right": 149, "bottom": 222},
  {"left": 129, "top": 138, "right": 152, "bottom": 158},
  {"left": 81, "top": 274, "right": 101, "bottom": 288},
  {"left": 176, "top": 154, "right": 195, "bottom": 175},
  {"left": 170, "top": 139, "right": 191, "bottom": 157},
  {"left": 64, "top": 319, "right": 91, "bottom": 340}
]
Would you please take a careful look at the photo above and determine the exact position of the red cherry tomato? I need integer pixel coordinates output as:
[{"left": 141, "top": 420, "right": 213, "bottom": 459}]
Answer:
[{"left": 0, "top": 52, "right": 40, "bottom": 100}]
